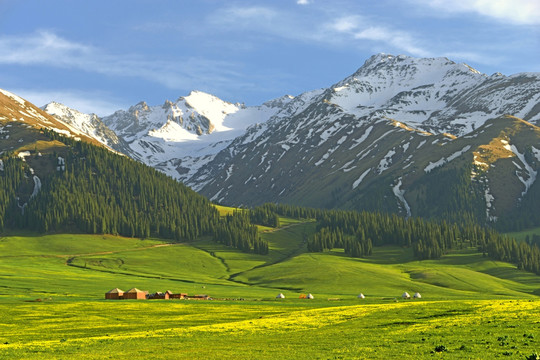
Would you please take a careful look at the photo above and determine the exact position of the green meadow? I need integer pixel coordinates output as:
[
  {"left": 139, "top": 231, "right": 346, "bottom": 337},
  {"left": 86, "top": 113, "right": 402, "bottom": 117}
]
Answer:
[{"left": 1, "top": 219, "right": 539, "bottom": 358}]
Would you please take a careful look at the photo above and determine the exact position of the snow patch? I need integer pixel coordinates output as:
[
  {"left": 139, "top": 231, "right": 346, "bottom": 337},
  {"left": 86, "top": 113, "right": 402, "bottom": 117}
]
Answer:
[
  {"left": 424, "top": 145, "right": 471, "bottom": 173},
  {"left": 225, "top": 165, "right": 234, "bottom": 181},
  {"left": 0, "top": 89, "right": 26, "bottom": 105},
  {"left": 402, "top": 142, "right": 410, "bottom": 152},
  {"left": 210, "top": 188, "right": 224, "bottom": 202},
  {"left": 532, "top": 146, "right": 540, "bottom": 161},
  {"left": 392, "top": 178, "right": 411, "bottom": 218},
  {"left": 377, "top": 149, "right": 396, "bottom": 173},
  {"left": 416, "top": 140, "right": 427, "bottom": 149},
  {"left": 333, "top": 85, "right": 349, "bottom": 92},
  {"left": 484, "top": 187, "right": 497, "bottom": 222},
  {"left": 17, "top": 151, "right": 31, "bottom": 161},
  {"left": 501, "top": 139, "right": 512, "bottom": 152},
  {"left": 352, "top": 168, "right": 371, "bottom": 189},
  {"left": 31, "top": 175, "right": 41, "bottom": 199},
  {"left": 337, "top": 135, "right": 347, "bottom": 145},
  {"left": 509, "top": 144, "right": 537, "bottom": 198},
  {"left": 349, "top": 126, "right": 373, "bottom": 149}
]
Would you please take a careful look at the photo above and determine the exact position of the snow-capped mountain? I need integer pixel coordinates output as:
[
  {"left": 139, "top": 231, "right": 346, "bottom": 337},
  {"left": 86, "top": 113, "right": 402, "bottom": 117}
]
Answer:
[
  {"left": 44, "top": 90, "right": 299, "bottom": 182},
  {"left": 41, "top": 54, "right": 540, "bottom": 227},
  {"left": 42, "top": 102, "right": 135, "bottom": 156},
  {"left": 321, "top": 54, "right": 539, "bottom": 135},
  {"left": 188, "top": 55, "right": 540, "bottom": 227}
]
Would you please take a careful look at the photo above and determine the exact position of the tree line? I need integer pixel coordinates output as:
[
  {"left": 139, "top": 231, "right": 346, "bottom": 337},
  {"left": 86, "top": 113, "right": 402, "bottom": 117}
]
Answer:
[
  {"left": 213, "top": 211, "right": 268, "bottom": 255},
  {"left": 0, "top": 129, "right": 268, "bottom": 254},
  {"left": 254, "top": 203, "right": 540, "bottom": 275}
]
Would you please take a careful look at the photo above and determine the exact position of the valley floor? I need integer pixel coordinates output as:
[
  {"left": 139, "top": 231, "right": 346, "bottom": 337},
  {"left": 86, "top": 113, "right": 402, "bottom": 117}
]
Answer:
[
  {"left": 0, "top": 222, "right": 539, "bottom": 358},
  {"left": 0, "top": 299, "right": 538, "bottom": 359}
]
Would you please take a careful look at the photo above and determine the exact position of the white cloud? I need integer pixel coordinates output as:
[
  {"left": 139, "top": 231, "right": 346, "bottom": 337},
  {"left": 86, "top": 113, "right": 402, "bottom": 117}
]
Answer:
[
  {"left": 208, "top": 6, "right": 317, "bottom": 43},
  {"left": 354, "top": 27, "right": 431, "bottom": 57},
  {"left": 414, "top": 0, "right": 540, "bottom": 25},
  {"left": 329, "top": 16, "right": 363, "bottom": 32},
  {"left": 297, "top": 0, "right": 310, "bottom": 5},
  {"left": 327, "top": 17, "right": 431, "bottom": 57},
  {"left": 0, "top": 30, "right": 247, "bottom": 94}
]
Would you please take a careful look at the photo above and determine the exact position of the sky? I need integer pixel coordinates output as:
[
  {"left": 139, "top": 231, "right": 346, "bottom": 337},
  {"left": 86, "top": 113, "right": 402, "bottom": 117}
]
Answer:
[{"left": 0, "top": 0, "right": 538, "bottom": 116}]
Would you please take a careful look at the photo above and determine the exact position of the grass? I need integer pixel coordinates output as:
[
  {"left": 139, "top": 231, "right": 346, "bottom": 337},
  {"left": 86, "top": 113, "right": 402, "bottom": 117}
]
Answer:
[
  {"left": 506, "top": 226, "right": 540, "bottom": 242},
  {"left": 0, "top": 299, "right": 538, "bottom": 359},
  {"left": 1, "top": 217, "right": 540, "bottom": 358},
  {"left": 214, "top": 204, "right": 243, "bottom": 216}
]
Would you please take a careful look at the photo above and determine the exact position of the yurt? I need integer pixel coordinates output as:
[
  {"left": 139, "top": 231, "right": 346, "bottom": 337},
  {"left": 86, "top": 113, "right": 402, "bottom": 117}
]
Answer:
[
  {"left": 357, "top": 293, "right": 365, "bottom": 299},
  {"left": 276, "top": 293, "right": 285, "bottom": 299},
  {"left": 306, "top": 293, "right": 314, "bottom": 299},
  {"left": 105, "top": 288, "right": 124, "bottom": 300},
  {"left": 124, "top": 288, "right": 147, "bottom": 300},
  {"left": 413, "top": 292, "right": 422, "bottom": 299},
  {"left": 402, "top": 292, "right": 411, "bottom": 299}
]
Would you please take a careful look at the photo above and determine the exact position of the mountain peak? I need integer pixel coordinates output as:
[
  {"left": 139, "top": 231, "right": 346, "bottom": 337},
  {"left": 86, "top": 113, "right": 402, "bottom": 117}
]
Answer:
[
  {"left": 358, "top": 53, "right": 463, "bottom": 73},
  {"left": 130, "top": 101, "right": 149, "bottom": 112}
]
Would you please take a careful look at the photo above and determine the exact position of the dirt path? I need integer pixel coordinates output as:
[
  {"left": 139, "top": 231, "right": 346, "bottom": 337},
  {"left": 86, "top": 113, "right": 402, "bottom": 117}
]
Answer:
[{"left": 62, "top": 243, "right": 178, "bottom": 266}]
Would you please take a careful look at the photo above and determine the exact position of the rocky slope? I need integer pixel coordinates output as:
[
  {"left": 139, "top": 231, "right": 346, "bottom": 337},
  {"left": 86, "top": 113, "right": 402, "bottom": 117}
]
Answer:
[{"left": 40, "top": 54, "right": 540, "bottom": 227}]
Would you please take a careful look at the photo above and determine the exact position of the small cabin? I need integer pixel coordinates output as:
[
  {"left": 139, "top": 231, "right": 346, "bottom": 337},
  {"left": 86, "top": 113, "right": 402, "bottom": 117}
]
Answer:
[
  {"left": 123, "top": 288, "right": 147, "bottom": 300},
  {"left": 105, "top": 288, "right": 124, "bottom": 300},
  {"left": 150, "top": 291, "right": 170, "bottom": 300},
  {"left": 170, "top": 292, "right": 187, "bottom": 299}
]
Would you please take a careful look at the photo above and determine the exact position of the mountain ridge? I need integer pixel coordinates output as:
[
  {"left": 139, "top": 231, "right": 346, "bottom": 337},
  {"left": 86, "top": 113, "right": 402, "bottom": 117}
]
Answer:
[{"left": 34, "top": 54, "right": 540, "bottom": 228}]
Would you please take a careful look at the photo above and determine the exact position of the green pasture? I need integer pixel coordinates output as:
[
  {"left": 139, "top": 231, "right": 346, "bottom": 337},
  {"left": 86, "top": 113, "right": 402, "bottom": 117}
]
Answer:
[
  {"left": 1, "top": 216, "right": 540, "bottom": 358},
  {"left": 0, "top": 299, "right": 538, "bottom": 359},
  {"left": 506, "top": 226, "right": 540, "bottom": 242}
]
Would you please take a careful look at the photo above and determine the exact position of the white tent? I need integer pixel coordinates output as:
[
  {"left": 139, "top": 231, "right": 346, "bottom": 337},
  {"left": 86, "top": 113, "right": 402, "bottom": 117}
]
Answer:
[
  {"left": 413, "top": 292, "right": 422, "bottom": 299},
  {"left": 276, "top": 293, "right": 285, "bottom": 299},
  {"left": 402, "top": 292, "right": 411, "bottom": 299},
  {"left": 357, "top": 293, "right": 365, "bottom": 299},
  {"left": 306, "top": 293, "right": 314, "bottom": 299}
]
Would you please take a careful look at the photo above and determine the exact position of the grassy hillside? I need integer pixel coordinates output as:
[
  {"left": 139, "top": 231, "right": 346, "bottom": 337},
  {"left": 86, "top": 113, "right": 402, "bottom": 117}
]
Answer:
[{"left": 1, "top": 217, "right": 539, "bottom": 301}]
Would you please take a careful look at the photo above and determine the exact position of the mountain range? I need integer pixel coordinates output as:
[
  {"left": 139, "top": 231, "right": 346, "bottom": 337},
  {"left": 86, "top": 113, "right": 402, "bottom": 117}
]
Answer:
[{"left": 5, "top": 53, "right": 540, "bottom": 229}]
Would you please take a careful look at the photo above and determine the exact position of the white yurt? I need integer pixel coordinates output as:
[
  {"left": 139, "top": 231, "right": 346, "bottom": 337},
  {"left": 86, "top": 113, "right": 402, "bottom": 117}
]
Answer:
[
  {"left": 402, "top": 292, "right": 411, "bottom": 299},
  {"left": 413, "top": 292, "right": 422, "bottom": 299},
  {"left": 306, "top": 293, "right": 314, "bottom": 299},
  {"left": 276, "top": 293, "right": 285, "bottom": 299},
  {"left": 357, "top": 293, "right": 365, "bottom": 299}
]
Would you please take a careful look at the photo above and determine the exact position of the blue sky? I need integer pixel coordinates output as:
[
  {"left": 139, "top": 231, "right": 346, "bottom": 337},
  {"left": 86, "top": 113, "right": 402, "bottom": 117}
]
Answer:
[{"left": 0, "top": 0, "right": 538, "bottom": 115}]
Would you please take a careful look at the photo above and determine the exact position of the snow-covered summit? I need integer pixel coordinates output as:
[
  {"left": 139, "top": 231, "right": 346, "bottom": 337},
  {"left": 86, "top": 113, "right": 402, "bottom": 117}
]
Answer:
[
  {"left": 43, "top": 102, "right": 125, "bottom": 150},
  {"left": 325, "top": 53, "right": 538, "bottom": 135},
  {"left": 42, "top": 54, "right": 540, "bottom": 188}
]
